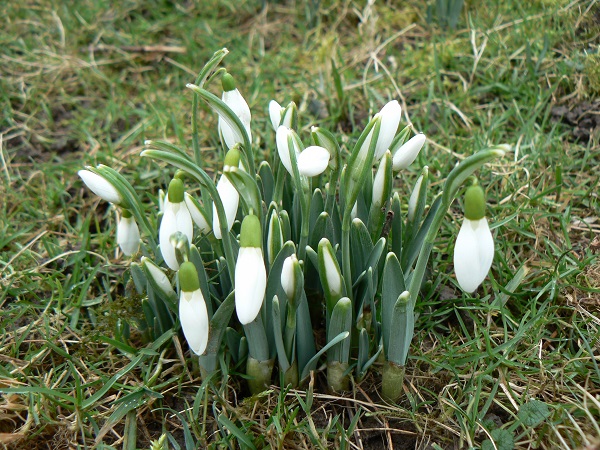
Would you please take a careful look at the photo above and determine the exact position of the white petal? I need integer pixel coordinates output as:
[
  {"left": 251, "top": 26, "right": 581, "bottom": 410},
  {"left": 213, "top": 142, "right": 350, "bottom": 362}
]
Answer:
[
  {"left": 407, "top": 174, "right": 423, "bottom": 221},
  {"left": 173, "top": 202, "right": 193, "bottom": 243},
  {"left": 351, "top": 201, "right": 358, "bottom": 220},
  {"left": 276, "top": 126, "right": 298, "bottom": 175},
  {"left": 78, "top": 170, "right": 121, "bottom": 204},
  {"left": 179, "top": 290, "right": 209, "bottom": 355},
  {"left": 281, "top": 256, "right": 295, "bottom": 299},
  {"left": 212, "top": 175, "right": 239, "bottom": 239},
  {"left": 219, "top": 89, "right": 252, "bottom": 150},
  {"left": 184, "top": 193, "right": 211, "bottom": 234},
  {"left": 117, "top": 216, "right": 140, "bottom": 256},
  {"left": 142, "top": 257, "right": 173, "bottom": 294},
  {"left": 323, "top": 247, "right": 342, "bottom": 296},
  {"left": 392, "top": 133, "right": 426, "bottom": 171},
  {"left": 474, "top": 218, "right": 494, "bottom": 283},
  {"left": 235, "top": 247, "right": 267, "bottom": 324},
  {"left": 159, "top": 201, "right": 179, "bottom": 270},
  {"left": 375, "top": 100, "right": 401, "bottom": 160},
  {"left": 269, "top": 100, "right": 283, "bottom": 130},
  {"left": 297, "top": 146, "right": 330, "bottom": 177},
  {"left": 372, "top": 153, "right": 389, "bottom": 206},
  {"left": 453, "top": 218, "right": 494, "bottom": 293}
]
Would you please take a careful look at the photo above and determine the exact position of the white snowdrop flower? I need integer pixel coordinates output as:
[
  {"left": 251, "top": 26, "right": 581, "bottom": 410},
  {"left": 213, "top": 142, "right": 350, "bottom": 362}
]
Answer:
[
  {"left": 235, "top": 214, "right": 267, "bottom": 325},
  {"left": 117, "top": 210, "right": 140, "bottom": 256},
  {"left": 392, "top": 133, "right": 426, "bottom": 171},
  {"left": 159, "top": 178, "right": 193, "bottom": 270},
  {"left": 178, "top": 262, "right": 209, "bottom": 355},
  {"left": 78, "top": 169, "right": 121, "bottom": 204},
  {"left": 453, "top": 184, "right": 494, "bottom": 293},
  {"left": 218, "top": 73, "right": 252, "bottom": 150}
]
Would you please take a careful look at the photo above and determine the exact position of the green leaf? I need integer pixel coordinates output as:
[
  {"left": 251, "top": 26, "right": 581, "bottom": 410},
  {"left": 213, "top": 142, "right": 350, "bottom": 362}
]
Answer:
[
  {"left": 391, "top": 193, "right": 403, "bottom": 259},
  {"left": 350, "top": 218, "right": 373, "bottom": 284},
  {"left": 518, "top": 400, "right": 551, "bottom": 427},
  {"left": 327, "top": 297, "right": 353, "bottom": 363},
  {"left": 481, "top": 429, "right": 515, "bottom": 450},
  {"left": 381, "top": 253, "right": 405, "bottom": 355},
  {"left": 258, "top": 161, "right": 275, "bottom": 204},
  {"left": 271, "top": 296, "right": 290, "bottom": 373},
  {"left": 387, "top": 292, "right": 414, "bottom": 366},
  {"left": 441, "top": 146, "right": 506, "bottom": 208},
  {"left": 224, "top": 165, "right": 262, "bottom": 221},
  {"left": 204, "top": 292, "right": 235, "bottom": 356},
  {"left": 300, "top": 331, "right": 349, "bottom": 381},
  {"left": 402, "top": 194, "right": 442, "bottom": 272},
  {"left": 309, "top": 188, "right": 325, "bottom": 235},
  {"left": 217, "top": 415, "right": 257, "bottom": 450},
  {"left": 296, "top": 292, "right": 316, "bottom": 380}
]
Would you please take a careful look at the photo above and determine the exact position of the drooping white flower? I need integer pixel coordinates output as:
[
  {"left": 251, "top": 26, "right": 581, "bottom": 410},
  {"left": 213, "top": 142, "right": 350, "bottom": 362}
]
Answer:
[
  {"left": 269, "top": 100, "right": 284, "bottom": 130},
  {"left": 213, "top": 147, "right": 241, "bottom": 240},
  {"left": 374, "top": 100, "right": 402, "bottom": 161},
  {"left": 392, "top": 133, "right": 426, "bottom": 171},
  {"left": 78, "top": 169, "right": 121, "bottom": 204},
  {"left": 117, "top": 211, "right": 140, "bottom": 256},
  {"left": 372, "top": 150, "right": 392, "bottom": 207},
  {"left": 454, "top": 218, "right": 494, "bottom": 293},
  {"left": 235, "top": 214, "right": 267, "bottom": 325},
  {"left": 297, "top": 146, "right": 330, "bottom": 177},
  {"left": 276, "top": 126, "right": 330, "bottom": 177},
  {"left": 184, "top": 193, "right": 211, "bottom": 234},
  {"left": 281, "top": 254, "right": 297, "bottom": 300},
  {"left": 318, "top": 238, "right": 343, "bottom": 297},
  {"left": 159, "top": 178, "right": 193, "bottom": 270},
  {"left": 178, "top": 262, "right": 209, "bottom": 355},
  {"left": 453, "top": 184, "right": 494, "bottom": 293},
  {"left": 218, "top": 73, "right": 252, "bottom": 150}
]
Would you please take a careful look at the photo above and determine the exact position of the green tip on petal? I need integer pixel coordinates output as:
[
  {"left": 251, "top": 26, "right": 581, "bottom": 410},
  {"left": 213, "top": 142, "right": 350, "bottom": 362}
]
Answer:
[
  {"left": 121, "top": 209, "right": 132, "bottom": 219},
  {"left": 179, "top": 261, "right": 200, "bottom": 292},
  {"left": 240, "top": 214, "right": 262, "bottom": 248},
  {"left": 168, "top": 178, "right": 185, "bottom": 203},
  {"left": 224, "top": 146, "right": 241, "bottom": 168},
  {"left": 221, "top": 73, "right": 236, "bottom": 92},
  {"left": 464, "top": 184, "right": 486, "bottom": 220}
]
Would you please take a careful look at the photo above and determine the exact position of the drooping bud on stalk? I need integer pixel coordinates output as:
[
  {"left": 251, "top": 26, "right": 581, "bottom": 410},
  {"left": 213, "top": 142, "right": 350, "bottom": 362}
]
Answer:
[
  {"left": 235, "top": 214, "right": 267, "bottom": 325},
  {"left": 372, "top": 150, "right": 393, "bottom": 208},
  {"left": 184, "top": 193, "right": 211, "bottom": 234},
  {"left": 117, "top": 209, "right": 140, "bottom": 256},
  {"left": 178, "top": 261, "right": 209, "bottom": 356},
  {"left": 280, "top": 254, "right": 298, "bottom": 301},
  {"left": 453, "top": 182, "right": 494, "bottom": 293},
  {"left": 269, "top": 100, "right": 284, "bottom": 131},
  {"left": 78, "top": 169, "right": 122, "bottom": 204},
  {"left": 318, "top": 238, "right": 345, "bottom": 319},
  {"left": 159, "top": 178, "right": 193, "bottom": 270},
  {"left": 373, "top": 100, "right": 402, "bottom": 161},
  {"left": 213, "top": 147, "right": 241, "bottom": 239},
  {"left": 141, "top": 257, "right": 176, "bottom": 299},
  {"left": 392, "top": 133, "right": 426, "bottom": 171},
  {"left": 218, "top": 72, "right": 252, "bottom": 150}
]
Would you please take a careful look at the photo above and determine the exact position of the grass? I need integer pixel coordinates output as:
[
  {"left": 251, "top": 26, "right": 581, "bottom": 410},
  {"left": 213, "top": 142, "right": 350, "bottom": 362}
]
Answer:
[{"left": 1, "top": 0, "right": 599, "bottom": 448}]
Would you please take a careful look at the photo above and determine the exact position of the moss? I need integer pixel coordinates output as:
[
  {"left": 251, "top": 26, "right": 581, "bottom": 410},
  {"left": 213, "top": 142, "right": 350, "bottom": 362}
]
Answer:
[{"left": 584, "top": 54, "right": 600, "bottom": 95}]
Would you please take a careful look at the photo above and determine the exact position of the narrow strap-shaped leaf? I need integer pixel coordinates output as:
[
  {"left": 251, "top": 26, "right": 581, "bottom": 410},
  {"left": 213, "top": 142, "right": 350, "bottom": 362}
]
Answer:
[
  {"left": 309, "top": 188, "right": 325, "bottom": 235},
  {"left": 296, "top": 292, "right": 317, "bottom": 381},
  {"left": 391, "top": 193, "right": 403, "bottom": 259},
  {"left": 271, "top": 296, "right": 290, "bottom": 373},
  {"left": 145, "top": 139, "right": 192, "bottom": 162},
  {"left": 258, "top": 161, "right": 275, "bottom": 204},
  {"left": 189, "top": 245, "right": 213, "bottom": 317},
  {"left": 403, "top": 166, "right": 429, "bottom": 251},
  {"left": 203, "top": 292, "right": 235, "bottom": 356},
  {"left": 402, "top": 194, "right": 442, "bottom": 273},
  {"left": 387, "top": 292, "right": 414, "bottom": 366},
  {"left": 381, "top": 253, "right": 405, "bottom": 357},
  {"left": 327, "top": 298, "right": 353, "bottom": 363},
  {"left": 300, "top": 331, "right": 350, "bottom": 382},
  {"left": 350, "top": 218, "right": 374, "bottom": 284},
  {"left": 224, "top": 165, "right": 263, "bottom": 222}
]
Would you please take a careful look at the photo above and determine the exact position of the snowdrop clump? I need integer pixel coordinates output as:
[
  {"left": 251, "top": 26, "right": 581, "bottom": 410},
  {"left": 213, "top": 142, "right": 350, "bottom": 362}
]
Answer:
[{"left": 78, "top": 49, "right": 506, "bottom": 401}]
